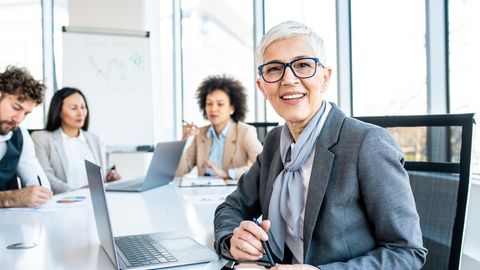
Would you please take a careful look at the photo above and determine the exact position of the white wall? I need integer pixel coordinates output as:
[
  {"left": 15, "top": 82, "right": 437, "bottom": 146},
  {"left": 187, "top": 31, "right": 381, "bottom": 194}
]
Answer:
[{"left": 68, "top": 0, "right": 144, "bottom": 29}]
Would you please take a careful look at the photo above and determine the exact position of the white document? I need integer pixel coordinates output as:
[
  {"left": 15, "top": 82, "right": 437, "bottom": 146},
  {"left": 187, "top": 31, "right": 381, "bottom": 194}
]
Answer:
[{"left": 179, "top": 176, "right": 227, "bottom": 187}]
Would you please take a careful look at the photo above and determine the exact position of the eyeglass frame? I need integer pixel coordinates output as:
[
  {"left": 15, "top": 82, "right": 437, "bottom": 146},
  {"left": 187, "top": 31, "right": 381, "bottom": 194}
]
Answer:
[{"left": 257, "top": 57, "right": 324, "bottom": 83}]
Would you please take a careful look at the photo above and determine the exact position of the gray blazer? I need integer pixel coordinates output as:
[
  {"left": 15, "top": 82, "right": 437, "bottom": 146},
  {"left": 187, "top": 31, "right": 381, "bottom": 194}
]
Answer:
[
  {"left": 31, "top": 129, "right": 106, "bottom": 194},
  {"left": 214, "top": 103, "right": 427, "bottom": 269}
]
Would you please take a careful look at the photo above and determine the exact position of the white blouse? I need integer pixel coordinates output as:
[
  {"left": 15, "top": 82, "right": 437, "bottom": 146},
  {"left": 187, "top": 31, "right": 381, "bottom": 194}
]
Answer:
[{"left": 60, "top": 129, "right": 96, "bottom": 189}]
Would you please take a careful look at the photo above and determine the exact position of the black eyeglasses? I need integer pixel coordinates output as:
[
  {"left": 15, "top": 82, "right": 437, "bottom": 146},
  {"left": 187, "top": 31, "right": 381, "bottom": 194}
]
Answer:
[{"left": 258, "top": 57, "right": 324, "bottom": 83}]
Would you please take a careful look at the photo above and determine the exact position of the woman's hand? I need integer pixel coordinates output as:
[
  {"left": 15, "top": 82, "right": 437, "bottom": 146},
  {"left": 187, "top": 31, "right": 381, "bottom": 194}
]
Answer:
[
  {"left": 182, "top": 122, "right": 199, "bottom": 140},
  {"left": 202, "top": 161, "right": 228, "bottom": 178},
  {"left": 106, "top": 169, "right": 121, "bottom": 182},
  {"left": 229, "top": 220, "right": 271, "bottom": 262}
]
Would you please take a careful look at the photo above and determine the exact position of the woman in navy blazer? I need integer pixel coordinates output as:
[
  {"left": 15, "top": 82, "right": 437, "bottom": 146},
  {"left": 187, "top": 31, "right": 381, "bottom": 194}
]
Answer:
[{"left": 32, "top": 87, "right": 120, "bottom": 194}]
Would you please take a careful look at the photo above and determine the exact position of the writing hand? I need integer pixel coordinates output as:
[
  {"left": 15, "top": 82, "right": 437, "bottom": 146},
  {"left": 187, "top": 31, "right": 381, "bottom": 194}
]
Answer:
[
  {"left": 14, "top": 186, "right": 52, "bottom": 208},
  {"left": 182, "top": 121, "right": 199, "bottom": 140},
  {"left": 202, "top": 161, "right": 228, "bottom": 178},
  {"left": 106, "top": 168, "right": 121, "bottom": 182},
  {"left": 229, "top": 220, "right": 271, "bottom": 262}
]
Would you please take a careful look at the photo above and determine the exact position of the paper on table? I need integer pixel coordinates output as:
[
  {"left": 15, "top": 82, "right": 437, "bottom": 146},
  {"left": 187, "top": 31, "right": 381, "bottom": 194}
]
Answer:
[
  {"left": 182, "top": 194, "right": 227, "bottom": 204},
  {"left": 3, "top": 189, "right": 90, "bottom": 213},
  {"left": 179, "top": 176, "right": 227, "bottom": 187},
  {"left": 234, "top": 262, "right": 268, "bottom": 269}
]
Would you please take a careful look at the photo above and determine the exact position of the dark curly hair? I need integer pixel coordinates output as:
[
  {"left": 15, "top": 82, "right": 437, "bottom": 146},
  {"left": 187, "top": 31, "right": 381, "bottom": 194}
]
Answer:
[
  {"left": 46, "top": 87, "right": 89, "bottom": 131},
  {"left": 196, "top": 74, "right": 248, "bottom": 122},
  {"left": 0, "top": 66, "right": 45, "bottom": 104}
]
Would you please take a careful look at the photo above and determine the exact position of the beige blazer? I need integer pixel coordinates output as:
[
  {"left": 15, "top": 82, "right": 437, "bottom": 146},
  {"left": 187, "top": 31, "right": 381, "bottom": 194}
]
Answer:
[{"left": 176, "top": 121, "right": 262, "bottom": 180}]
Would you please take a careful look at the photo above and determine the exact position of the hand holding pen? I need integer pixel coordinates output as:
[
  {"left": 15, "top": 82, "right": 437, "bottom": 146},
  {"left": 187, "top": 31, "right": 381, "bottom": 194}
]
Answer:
[
  {"left": 252, "top": 218, "right": 275, "bottom": 266},
  {"left": 182, "top": 120, "right": 199, "bottom": 140},
  {"left": 228, "top": 218, "right": 275, "bottom": 266},
  {"left": 106, "top": 165, "right": 121, "bottom": 182},
  {"left": 10, "top": 176, "right": 52, "bottom": 207}
]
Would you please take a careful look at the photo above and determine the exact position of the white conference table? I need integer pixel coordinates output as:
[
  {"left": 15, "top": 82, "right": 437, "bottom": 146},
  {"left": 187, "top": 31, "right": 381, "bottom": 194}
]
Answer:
[{"left": 0, "top": 180, "right": 237, "bottom": 270}]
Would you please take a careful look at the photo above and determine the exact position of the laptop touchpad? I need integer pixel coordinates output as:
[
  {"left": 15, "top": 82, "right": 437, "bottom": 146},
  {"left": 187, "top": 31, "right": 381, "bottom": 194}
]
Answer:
[{"left": 159, "top": 238, "right": 202, "bottom": 251}]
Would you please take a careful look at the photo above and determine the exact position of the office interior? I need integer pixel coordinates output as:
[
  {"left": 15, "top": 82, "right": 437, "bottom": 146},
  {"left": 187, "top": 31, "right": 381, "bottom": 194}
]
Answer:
[{"left": 0, "top": 0, "right": 479, "bottom": 269}]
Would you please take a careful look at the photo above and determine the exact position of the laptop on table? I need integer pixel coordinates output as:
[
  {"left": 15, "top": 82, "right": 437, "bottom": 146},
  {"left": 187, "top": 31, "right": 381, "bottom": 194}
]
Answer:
[
  {"left": 85, "top": 160, "right": 218, "bottom": 270},
  {"left": 106, "top": 141, "right": 186, "bottom": 192}
]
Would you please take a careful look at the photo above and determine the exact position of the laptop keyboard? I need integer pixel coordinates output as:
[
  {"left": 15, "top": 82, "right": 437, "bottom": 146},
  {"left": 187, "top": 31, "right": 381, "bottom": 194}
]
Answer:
[{"left": 115, "top": 235, "right": 177, "bottom": 267}]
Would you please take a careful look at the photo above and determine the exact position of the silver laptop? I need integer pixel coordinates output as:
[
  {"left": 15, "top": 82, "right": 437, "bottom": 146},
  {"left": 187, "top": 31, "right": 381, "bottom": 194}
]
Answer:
[
  {"left": 85, "top": 160, "right": 218, "bottom": 270},
  {"left": 106, "top": 141, "right": 185, "bottom": 192}
]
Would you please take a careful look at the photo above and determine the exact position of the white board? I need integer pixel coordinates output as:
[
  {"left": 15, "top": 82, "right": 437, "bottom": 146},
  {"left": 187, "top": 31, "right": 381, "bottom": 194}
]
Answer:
[{"left": 62, "top": 29, "right": 153, "bottom": 146}]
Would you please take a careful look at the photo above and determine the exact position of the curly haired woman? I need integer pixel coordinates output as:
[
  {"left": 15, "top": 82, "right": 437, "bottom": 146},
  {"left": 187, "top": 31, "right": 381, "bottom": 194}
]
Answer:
[{"left": 176, "top": 74, "right": 262, "bottom": 180}]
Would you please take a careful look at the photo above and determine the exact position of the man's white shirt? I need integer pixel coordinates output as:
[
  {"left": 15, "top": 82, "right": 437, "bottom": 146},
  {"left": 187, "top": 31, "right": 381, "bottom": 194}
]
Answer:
[{"left": 0, "top": 127, "right": 50, "bottom": 189}]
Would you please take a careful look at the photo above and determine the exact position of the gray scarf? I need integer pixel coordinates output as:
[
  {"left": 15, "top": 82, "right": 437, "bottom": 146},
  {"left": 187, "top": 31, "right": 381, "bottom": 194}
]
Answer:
[{"left": 268, "top": 101, "right": 327, "bottom": 262}]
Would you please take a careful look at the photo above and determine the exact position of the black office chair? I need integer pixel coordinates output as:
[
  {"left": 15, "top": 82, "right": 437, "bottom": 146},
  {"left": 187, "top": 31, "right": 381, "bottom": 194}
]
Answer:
[
  {"left": 27, "top": 128, "right": 44, "bottom": 135},
  {"left": 246, "top": 122, "right": 279, "bottom": 144},
  {"left": 356, "top": 113, "right": 475, "bottom": 270}
]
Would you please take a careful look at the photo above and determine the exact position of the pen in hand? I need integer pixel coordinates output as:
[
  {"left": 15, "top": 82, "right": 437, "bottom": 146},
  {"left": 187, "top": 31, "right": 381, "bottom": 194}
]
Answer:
[
  {"left": 181, "top": 120, "right": 198, "bottom": 140},
  {"left": 37, "top": 175, "right": 42, "bottom": 187},
  {"left": 252, "top": 218, "right": 275, "bottom": 266},
  {"left": 16, "top": 177, "right": 22, "bottom": 189}
]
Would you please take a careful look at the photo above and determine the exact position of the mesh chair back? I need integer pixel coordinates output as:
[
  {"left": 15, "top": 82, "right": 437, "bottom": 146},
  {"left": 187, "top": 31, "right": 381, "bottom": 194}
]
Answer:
[{"left": 356, "top": 114, "right": 475, "bottom": 270}]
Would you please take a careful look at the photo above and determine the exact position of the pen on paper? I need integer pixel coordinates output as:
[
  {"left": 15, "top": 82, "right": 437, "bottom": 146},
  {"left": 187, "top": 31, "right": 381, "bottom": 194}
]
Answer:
[
  {"left": 253, "top": 218, "right": 275, "bottom": 266},
  {"left": 182, "top": 120, "right": 189, "bottom": 125},
  {"left": 37, "top": 175, "right": 42, "bottom": 187},
  {"left": 110, "top": 165, "right": 116, "bottom": 171}
]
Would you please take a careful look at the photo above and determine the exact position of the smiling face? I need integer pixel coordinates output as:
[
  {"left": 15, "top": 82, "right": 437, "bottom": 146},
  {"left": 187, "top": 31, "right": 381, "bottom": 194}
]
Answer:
[
  {"left": 0, "top": 93, "right": 36, "bottom": 135},
  {"left": 60, "top": 93, "right": 88, "bottom": 132},
  {"left": 205, "top": 89, "right": 234, "bottom": 131},
  {"left": 257, "top": 35, "right": 332, "bottom": 134}
]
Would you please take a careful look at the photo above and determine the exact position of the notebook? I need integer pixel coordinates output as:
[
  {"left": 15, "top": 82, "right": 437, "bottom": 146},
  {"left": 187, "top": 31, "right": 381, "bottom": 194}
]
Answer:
[
  {"left": 85, "top": 160, "right": 218, "bottom": 269},
  {"left": 106, "top": 140, "right": 185, "bottom": 192}
]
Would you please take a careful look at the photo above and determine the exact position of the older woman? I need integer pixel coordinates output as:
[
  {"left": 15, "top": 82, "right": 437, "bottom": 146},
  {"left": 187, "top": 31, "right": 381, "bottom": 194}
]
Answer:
[
  {"left": 31, "top": 87, "right": 120, "bottom": 194},
  {"left": 176, "top": 74, "right": 262, "bottom": 180},
  {"left": 214, "top": 21, "right": 427, "bottom": 269}
]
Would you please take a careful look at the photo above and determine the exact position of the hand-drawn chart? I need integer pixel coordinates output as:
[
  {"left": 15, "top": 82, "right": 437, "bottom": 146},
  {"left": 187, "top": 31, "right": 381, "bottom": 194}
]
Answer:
[{"left": 62, "top": 29, "right": 153, "bottom": 146}]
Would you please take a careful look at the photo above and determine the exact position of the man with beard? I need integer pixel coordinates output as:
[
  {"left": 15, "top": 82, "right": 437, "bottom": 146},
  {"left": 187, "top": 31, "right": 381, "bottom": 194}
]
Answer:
[{"left": 0, "top": 66, "right": 52, "bottom": 208}]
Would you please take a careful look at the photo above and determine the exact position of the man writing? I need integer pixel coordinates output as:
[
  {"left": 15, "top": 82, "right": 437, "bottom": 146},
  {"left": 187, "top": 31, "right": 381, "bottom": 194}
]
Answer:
[{"left": 0, "top": 66, "right": 52, "bottom": 207}]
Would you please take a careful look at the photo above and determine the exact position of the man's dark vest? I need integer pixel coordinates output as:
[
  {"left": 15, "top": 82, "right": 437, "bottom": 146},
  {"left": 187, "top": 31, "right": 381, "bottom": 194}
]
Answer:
[{"left": 0, "top": 128, "right": 23, "bottom": 191}]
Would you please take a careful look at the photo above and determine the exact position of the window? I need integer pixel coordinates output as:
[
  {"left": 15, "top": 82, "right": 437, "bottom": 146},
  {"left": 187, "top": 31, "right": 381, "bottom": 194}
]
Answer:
[
  {"left": 0, "top": 0, "right": 44, "bottom": 128},
  {"left": 264, "top": 0, "right": 337, "bottom": 124},
  {"left": 53, "top": 0, "right": 69, "bottom": 88},
  {"left": 156, "top": 0, "right": 175, "bottom": 140},
  {"left": 181, "top": 0, "right": 254, "bottom": 125},
  {"left": 351, "top": 0, "right": 427, "bottom": 116},
  {"left": 449, "top": 0, "right": 480, "bottom": 173}
]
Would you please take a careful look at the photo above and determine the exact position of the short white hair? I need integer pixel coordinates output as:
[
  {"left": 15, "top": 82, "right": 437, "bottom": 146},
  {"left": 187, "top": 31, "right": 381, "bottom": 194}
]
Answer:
[{"left": 255, "top": 21, "right": 327, "bottom": 74}]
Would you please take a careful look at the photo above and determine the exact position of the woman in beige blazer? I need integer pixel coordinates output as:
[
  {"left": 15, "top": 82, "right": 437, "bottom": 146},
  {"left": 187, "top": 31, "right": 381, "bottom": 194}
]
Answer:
[
  {"left": 176, "top": 75, "right": 262, "bottom": 180},
  {"left": 32, "top": 87, "right": 120, "bottom": 194}
]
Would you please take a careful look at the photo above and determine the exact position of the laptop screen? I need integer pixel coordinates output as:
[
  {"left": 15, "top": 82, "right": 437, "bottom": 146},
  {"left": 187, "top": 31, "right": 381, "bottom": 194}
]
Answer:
[
  {"left": 142, "top": 140, "right": 186, "bottom": 190},
  {"left": 85, "top": 160, "right": 119, "bottom": 268}
]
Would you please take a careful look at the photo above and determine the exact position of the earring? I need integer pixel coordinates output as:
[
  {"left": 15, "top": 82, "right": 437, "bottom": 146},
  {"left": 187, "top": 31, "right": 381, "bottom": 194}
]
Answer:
[{"left": 321, "top": 83, "right": 327, "bottom": 92}]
